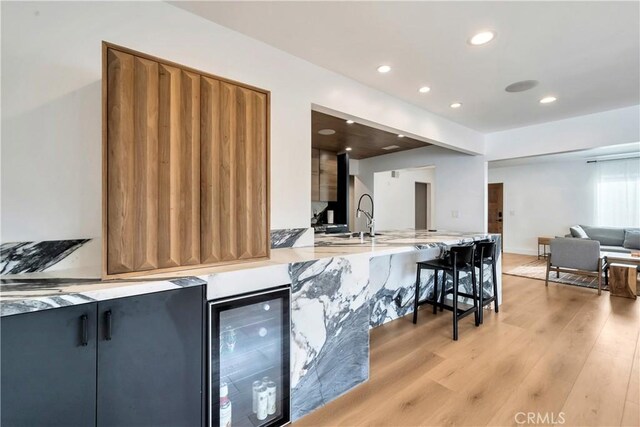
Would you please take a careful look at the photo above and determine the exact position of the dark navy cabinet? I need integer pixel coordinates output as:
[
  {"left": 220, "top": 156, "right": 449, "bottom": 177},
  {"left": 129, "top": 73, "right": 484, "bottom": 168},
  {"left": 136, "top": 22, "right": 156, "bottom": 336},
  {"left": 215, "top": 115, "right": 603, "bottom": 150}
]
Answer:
[
  {"left": 1, "top": 303, "right": 98, "bottom": 427},
  {"left": 97, "top": 286, "right": 204, "bottom": 427},
  {"left": 1, "top": 286, "right": 204, "bottom": 427}
]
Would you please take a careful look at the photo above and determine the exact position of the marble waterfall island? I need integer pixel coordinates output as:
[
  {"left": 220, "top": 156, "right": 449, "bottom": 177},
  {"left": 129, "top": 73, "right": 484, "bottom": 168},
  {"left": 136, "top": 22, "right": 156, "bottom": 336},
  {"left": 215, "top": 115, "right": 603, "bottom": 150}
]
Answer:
[{"left": 205, "top": 230, "right": 502, "bottom": 420}]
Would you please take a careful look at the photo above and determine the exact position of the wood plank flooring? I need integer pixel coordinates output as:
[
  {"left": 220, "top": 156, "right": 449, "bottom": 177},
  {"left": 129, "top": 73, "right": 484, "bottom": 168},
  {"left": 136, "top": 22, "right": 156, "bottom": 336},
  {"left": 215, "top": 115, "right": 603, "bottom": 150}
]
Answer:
[{"left": 295, "top": 253, "right": 640, "bottom": 427}]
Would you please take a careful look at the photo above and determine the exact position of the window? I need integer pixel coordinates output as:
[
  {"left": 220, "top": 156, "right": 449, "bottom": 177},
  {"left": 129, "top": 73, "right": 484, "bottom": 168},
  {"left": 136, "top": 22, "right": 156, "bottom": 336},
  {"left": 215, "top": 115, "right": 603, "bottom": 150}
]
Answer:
[{"left": 594, "top": 158, "right": 640, "bottom": 227}]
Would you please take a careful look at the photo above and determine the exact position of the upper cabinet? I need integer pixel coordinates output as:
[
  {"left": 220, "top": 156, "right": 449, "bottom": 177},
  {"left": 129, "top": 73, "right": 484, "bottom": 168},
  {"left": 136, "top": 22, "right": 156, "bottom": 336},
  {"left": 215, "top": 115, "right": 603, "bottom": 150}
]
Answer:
[
  {"left": 103, "top": 43, "right": 270, "bottom": 278},
  {"left": 319, "top": 150, "right": 337, "bottom": 202},
  {"left": 311, "top": 148, "right": 320, "bottom": 201}
]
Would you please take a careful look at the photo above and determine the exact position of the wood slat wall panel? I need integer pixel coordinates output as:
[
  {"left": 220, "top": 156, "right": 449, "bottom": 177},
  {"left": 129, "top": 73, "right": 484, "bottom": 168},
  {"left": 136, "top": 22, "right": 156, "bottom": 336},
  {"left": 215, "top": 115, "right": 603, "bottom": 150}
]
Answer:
[
  {"left": 107, "top": 49, "right": 135, "bottom": 274},
  {"left": 200, "top": 77, "right": 222, "bottom": 264},
  {"left": 179, "top": 70, "right": 201, "bottom": 266},
  {"left": 104, "top": 43, "right": 269, "bottom": 277},
  {"left": 219, "top": 82, "right": 238, "bottom": 261},
  {"left": 132, "top": 57, "right": 159, "bottom": 271}
]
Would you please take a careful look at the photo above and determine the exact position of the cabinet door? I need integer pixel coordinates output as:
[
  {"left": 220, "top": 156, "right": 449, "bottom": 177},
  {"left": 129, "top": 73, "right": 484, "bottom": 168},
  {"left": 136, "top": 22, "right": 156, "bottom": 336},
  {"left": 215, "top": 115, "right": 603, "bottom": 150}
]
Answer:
[
  {"left": 105, "top": 47, "right": 201, "bottom": 276},
  {"left": 1, "top": 304, "right": 98, "bottom": 427},
  {"left": 319, "top": 150, "right": 337, "bottom": 201},
  {"left": 201, "top": 80, "right": 269, "bottom": 262},
  {"left": 311, "top": 148, "right": 320, "bottom": 201},
  {"left": 97, "top": 286, "right": 204, "bottom": 427}
]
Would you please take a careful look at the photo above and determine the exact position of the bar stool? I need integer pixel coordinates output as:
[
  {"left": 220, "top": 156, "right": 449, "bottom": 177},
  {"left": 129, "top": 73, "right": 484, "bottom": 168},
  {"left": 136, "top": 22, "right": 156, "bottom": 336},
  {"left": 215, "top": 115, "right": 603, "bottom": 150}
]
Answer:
[
  {"left": 474, "top": 240, "right": 499, "bottom": 324},
  {"left": 413, "top": 245, "right": 480, "bottom": 340}
]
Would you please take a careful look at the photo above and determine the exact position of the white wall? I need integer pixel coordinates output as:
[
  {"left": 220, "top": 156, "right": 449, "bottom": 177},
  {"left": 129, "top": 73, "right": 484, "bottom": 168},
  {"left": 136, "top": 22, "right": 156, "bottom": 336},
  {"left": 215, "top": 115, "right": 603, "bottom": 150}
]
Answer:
[
  {"left": 488, "top": 160, "right": 595, "bottom": 255},
  {"left": 0, "top": 1, "right": 485, "bottom": 243},
  {"left": 373, "top": 168, "right": 435, "bottom": 231},
  {"left": 356, "top": 145, "right": 487, "bottom": 233},
  {"left": 485, "top": 105, "right": 640, "bottom": 161}
]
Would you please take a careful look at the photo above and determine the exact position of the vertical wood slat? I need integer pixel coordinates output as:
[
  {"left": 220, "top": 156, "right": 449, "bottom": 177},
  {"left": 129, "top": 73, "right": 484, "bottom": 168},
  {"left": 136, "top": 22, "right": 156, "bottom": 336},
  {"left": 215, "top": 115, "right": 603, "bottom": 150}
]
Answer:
[
  {"left": 219, "top": 82, "right": 238, "bottom": 261},
  {"left": 158, "top": 64, "right": 181, "bottom": 268},
  {"left": 251, "top": 91, "right": 268, "bottom": 257},
  {"left": 107, "top": 49, "right": 135, "bottom": 274},
  {"left": 179, "top": 70, "right": 201, "bottom": 266},
  {"left": 132, "top": 57, "right": 159, "bottom": 271},
  {"left": 200, "top": 77, "right": 222, "bottom": 264},
  {"left": 236, "top": 87, "right": 252, "bottom": 259},
  {"left": 158, "top": 65, "right": 201, "bottom": 268}
]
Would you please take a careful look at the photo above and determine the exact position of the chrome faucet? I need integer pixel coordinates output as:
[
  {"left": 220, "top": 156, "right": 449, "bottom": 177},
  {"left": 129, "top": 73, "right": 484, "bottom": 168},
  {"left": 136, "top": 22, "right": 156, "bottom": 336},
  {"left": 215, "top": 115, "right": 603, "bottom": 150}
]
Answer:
[{"left": 356, "top": 193, "right": 375, "bottom": 237}]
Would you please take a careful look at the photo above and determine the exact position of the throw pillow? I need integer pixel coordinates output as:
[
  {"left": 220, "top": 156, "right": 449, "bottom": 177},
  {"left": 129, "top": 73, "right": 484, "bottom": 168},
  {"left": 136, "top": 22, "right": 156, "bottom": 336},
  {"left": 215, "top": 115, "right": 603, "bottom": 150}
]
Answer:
[
  {"left": 570, "top": 225, "right": 589, "bottom": 239},
  {"left": 623, "top": 230, "right": 640, "bottom": 250}
]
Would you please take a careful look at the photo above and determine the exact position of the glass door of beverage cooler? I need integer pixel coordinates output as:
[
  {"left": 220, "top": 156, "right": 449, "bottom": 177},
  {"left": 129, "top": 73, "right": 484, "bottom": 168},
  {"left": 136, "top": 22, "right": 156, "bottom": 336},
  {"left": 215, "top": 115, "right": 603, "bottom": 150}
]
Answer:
[{"left": 209, "top": 287, "right": 291, "bottom": 427}]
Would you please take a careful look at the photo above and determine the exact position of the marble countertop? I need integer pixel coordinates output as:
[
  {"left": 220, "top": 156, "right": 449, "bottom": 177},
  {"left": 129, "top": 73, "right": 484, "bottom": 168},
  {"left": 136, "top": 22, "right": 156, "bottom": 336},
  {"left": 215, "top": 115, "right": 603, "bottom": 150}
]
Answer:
[{"left": 1, "top": 230, "right": 495, "bottom": 317}]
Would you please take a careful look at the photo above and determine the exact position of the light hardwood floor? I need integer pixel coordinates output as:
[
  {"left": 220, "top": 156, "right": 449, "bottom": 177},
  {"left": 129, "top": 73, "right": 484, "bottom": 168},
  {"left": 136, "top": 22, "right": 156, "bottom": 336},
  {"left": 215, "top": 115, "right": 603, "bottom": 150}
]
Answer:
[{"left": 296, "top": 253, "right": 640, "bottom": 427}]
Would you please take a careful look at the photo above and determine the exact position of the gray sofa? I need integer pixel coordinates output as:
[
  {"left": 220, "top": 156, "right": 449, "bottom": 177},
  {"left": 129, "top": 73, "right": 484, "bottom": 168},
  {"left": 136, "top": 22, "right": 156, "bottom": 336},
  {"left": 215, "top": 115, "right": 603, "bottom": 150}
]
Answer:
[{"left": 567, "top": 225, "right": 640, "bottom": 254}]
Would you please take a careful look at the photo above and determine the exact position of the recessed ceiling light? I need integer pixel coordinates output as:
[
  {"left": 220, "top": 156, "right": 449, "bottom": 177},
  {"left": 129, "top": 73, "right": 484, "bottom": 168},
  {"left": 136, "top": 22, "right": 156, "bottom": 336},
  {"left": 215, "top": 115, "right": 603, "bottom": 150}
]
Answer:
[
  {"left": 318, "top": 129, "right": 336, "bottom": 135},
  {"left": 377, "top": 65, "right": 391, "bottom": 73},
  {"left": 505, "top": 80, "right": 539, "bottom": 93},
  {"left": 398, "top": 134, "right": 405, "bottom": 138},
  {"left": 539, "top": 96, "right": 557, "bottom": 104},
  {"left": 382, "top": 145, "right": 400, "bottom": 150},
  {"left": 345, "top": 147, "right": 352, "bottom": 151},
  {"left": 346, "top": 120, "right": 354, "bottom": 124},
  {"left": 450, "top": 102, "right": 462, "bottom": 109},
  {"left": 469, "top": 31, "right": 496, "bottom": 46},
  {"left": 418, "top": 86, "right": 431, "bottom": 93}
]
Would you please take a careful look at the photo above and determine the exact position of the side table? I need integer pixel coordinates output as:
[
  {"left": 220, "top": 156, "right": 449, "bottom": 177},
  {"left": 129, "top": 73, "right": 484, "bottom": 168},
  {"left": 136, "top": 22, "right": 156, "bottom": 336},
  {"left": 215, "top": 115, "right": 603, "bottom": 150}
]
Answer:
[{"left": 538, "top": 237, "right": 552, "bottom": 260}]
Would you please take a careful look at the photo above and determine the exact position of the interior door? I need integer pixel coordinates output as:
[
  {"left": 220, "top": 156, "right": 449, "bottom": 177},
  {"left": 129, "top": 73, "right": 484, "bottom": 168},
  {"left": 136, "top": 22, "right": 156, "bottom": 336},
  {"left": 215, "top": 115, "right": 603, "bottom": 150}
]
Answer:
[
  {"left": 488, "top": 183, "right": 503, "bottom": 235},
  {"left": 96, "top": 287, "right": 204, "bottom": 427}
]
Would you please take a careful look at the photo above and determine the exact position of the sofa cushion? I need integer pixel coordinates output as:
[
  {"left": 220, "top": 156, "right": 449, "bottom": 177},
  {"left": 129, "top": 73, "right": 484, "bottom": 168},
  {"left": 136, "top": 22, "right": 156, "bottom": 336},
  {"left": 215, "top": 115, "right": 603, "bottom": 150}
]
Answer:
[
  {"left": 570, "top": 225, "right": 589, "bottom": 239},
  {"left": 580, "top": 225, "right": 626, "bottom": 246},
  {"left": 600, "top": 245, "right": 632, "bottom": 254},
  {"left": 623, "top": 230, "right": 640, "bottom": 250}
]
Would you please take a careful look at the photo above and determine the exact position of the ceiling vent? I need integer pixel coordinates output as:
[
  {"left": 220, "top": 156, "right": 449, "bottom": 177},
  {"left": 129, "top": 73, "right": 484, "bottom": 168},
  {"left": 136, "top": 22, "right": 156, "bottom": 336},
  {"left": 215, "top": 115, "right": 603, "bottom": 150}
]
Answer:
[{"left": 382, "top": 145, "right": 400, "bottom": 150}]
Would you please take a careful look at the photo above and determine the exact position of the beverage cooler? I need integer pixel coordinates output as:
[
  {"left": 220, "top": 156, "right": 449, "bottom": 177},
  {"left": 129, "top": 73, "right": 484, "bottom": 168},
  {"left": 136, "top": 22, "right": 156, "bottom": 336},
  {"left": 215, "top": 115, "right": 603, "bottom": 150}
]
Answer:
[{"left": 209, "top": 287, "right": 291, "bottom": 427}]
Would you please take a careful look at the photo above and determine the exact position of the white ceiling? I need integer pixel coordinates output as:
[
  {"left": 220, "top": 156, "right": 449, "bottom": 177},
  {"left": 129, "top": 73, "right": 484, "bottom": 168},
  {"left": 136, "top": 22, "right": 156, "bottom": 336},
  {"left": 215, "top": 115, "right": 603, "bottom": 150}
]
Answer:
[
  {"left": 489, "top": 142, "right": 640, "bottom": 168},
  {"left": 171, "top": 1, "right": 640, "bottom": 133}
]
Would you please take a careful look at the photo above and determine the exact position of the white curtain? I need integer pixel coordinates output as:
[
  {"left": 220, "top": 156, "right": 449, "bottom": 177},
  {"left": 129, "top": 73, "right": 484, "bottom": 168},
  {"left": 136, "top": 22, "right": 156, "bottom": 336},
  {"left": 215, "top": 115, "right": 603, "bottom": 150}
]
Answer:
[{"left": 594, "top": 157, "right": 640, "bottom": 227}]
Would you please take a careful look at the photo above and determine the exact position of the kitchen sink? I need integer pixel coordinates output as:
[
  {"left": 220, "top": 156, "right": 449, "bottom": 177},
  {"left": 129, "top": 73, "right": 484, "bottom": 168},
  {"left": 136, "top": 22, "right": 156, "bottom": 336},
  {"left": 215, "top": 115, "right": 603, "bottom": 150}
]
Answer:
[{"left": 332, "top": 232, "right": 383, "bottom": 238}]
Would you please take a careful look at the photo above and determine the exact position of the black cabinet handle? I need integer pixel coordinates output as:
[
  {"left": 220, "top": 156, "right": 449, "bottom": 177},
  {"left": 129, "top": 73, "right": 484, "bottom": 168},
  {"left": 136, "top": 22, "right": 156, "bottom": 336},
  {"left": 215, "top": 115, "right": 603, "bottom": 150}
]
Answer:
[
  {"left": 80, "top": 314, "right": 89, "bottom": 346},
  {"left": 105, "top": 310, "right": 113, "bottom": 341}
]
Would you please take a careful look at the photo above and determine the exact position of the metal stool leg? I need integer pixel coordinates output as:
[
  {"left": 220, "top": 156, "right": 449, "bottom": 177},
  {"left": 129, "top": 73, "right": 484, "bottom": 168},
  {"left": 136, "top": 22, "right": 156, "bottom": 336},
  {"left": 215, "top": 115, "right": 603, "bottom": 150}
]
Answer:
[
  {"left": 413, "top": 266, "right": 421, "bottom": 324},
  {"left": 439, "top": 271, "right": 446, "bottom": 311},
  {"left": 492, "top": 258, "right": 499, "bottom": 313},
  {"left": 472, "top": 263, "right": 480, "bottom": 327},
  {"left": 432, "top": 269, "right": 439, "bottom": 315},
  {"left": 478, "top": 260, "right": 484, "bottom": 325},
  {"left": 452, "top": 269, "right": 459, "bottom": 341}
]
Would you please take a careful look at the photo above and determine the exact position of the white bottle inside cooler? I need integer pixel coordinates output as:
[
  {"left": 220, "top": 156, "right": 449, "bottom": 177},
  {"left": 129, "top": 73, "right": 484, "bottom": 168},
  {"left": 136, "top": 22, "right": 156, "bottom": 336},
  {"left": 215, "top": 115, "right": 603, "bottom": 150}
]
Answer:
[{"left": 220, "top": 383, "right": 232, "bottom": 427}]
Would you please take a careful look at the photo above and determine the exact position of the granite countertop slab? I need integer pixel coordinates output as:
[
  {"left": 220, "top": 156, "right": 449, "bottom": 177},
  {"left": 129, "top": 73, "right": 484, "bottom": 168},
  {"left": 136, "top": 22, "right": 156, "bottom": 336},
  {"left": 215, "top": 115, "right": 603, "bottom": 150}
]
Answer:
[{"left": 1, "top": 230, "right": 496, "bottom": 317}]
